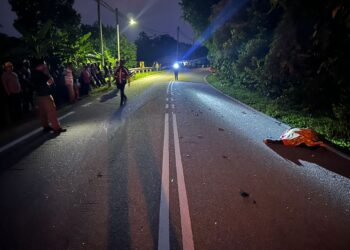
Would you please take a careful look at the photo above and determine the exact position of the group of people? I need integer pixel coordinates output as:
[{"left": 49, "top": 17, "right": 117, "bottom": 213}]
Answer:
[{"left": 1, "top": 58, "right": 132, "bottom": 134}]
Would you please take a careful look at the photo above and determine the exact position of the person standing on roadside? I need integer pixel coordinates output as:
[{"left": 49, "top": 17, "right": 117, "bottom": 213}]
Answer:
[
  {"left": 104, "top": 62, "right": 112, "bottom": 87},
  {"left": 31, "top": 59, "right": 66, "bottom": 133},
  {"left": 64, "top": 63, "right": 75, "bottom": 103},
  {"left": 80, "top": 65, "right": 91, "bottom": 96},
  {"left": 1, "top": 61, "right": 22, "bottom": 121},
  {"left": 18, "top": 59, "right": 34, "bottom": 113},
  {"left": 114, "top": 59, "right": 131, "bottom": 106}
]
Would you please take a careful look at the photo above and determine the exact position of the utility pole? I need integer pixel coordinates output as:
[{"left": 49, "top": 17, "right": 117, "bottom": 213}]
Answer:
[
  {"left": 97, "top": 0, "right": 104, "bottom": 66},
  {"left": 116, "top": 8, "right": 120, "bottom": 63},
  {"left": 176, "top": 26, "right": 180, "bottom": 61}
]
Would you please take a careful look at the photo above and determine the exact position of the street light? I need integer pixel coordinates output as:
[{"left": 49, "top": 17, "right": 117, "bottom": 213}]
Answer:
[
  {"left": 129, "top": 18, "right": 137, "bottom": 26},
  {"left": 115, "top": 8, "right": 137, "bottom": 63}
]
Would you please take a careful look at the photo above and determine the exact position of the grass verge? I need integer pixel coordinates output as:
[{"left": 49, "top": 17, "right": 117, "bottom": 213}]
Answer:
[
  {"left": 207, "top": 74, "right": 350, "bottom": 150},
  {"left": 133, "top": 71, "right": 162, "bottom": 80}
]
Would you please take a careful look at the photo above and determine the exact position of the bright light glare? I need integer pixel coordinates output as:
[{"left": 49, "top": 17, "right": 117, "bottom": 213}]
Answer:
[
  {"left": 182, "top": 0, "right": 248, "bottom": 60},
  {"left": 129, "top": 18, "right": 137, "bottom": 25},
  {"left": 173, "top": 63, "right": 179, "bottom": 69}
]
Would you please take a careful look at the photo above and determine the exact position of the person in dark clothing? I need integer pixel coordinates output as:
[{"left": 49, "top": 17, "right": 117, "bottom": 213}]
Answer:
[
  {"left": 104, "top": 62, "right": 112, "bottom": 87},
  {"left": 90, "top": 63, "right": 101, "bottom": 87},
  {"left": 96, "top": 63, "right": 106, "bottom": 85},
  {"left": 80, "top": 65, "right": 91, "bottom": 96},
  {"left": 173, "top": 62, "right": 179, "bottom": 81},
  {"left": 18, "top": 60, "right": 34, "bottom": 113},
  {"left": 114, "top": 60, "right": 132, "bottom": 106},
  {"left": 31, "top": 59, "right": 66, "bottom": 133}
]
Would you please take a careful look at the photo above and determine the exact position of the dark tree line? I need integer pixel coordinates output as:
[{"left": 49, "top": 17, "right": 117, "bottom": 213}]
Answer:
[
  {"left": 180, "top": 0, "right": 350, "bottom": 137},
  {"left": 135, "top": 32, "right": 208, "bottom": 66},
  {"left": 1, "top": 0, "right": 137, "bottom": 68}
]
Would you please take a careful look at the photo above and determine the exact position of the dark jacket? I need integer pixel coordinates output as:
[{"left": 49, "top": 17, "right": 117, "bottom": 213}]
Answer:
[
  {"left": 31, "top": 69, "right": 51, "bottom": 96},
  {"left": 114, "top": 66, "right": 131, "bottom": 85}
]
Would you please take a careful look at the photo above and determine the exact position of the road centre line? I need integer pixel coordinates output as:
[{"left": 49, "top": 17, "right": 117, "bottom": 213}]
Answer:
[
  {"left": 158, "top": 113, "right": 170, "bottom": 250},
  {"left": 0, "top": 111, "right": 75, "bottom": 153},
  {"left": 172, "top": 113, "right": 195, "bottom": 250},
  {"left": 167, "top": 81, "right": 173, "bottom": 94},
  {"left": 170, "top": 81, "right": 174, "bottom": 95}
]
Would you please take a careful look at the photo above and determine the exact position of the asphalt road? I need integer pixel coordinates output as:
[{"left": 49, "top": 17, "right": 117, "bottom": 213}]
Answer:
[{"left": 0, "top": 69, "right": 349, "bottom": 250}]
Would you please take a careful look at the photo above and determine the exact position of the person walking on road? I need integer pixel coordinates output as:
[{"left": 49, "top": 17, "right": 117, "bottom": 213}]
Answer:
[
  {"left": 173, "top": 62, "right": 179, "bottom": 81},
  {"left": 31, "top": 59, "right": 66, "bottom": 134},
  {"left": 114, "top": 59, "right": 131, "bottom": 106}
]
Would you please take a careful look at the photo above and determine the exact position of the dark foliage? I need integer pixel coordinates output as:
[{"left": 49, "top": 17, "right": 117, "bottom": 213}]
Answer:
[
  {"left": 9, "top": 0, "right": 80, "bottom": 35},
  {"left": 181, "top": 0, "right": 350, "bottom": 140},
  {"left": 135, "top": 32, "right": 208, "bottom": 66}
]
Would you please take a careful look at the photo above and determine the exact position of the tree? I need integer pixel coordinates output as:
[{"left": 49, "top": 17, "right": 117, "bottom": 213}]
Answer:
[
  {"left": 179, "top": 0, "right": 221, "bottom": 32},
  {"left": 81, "top": 23, "right": 137, "bottom": 68},
  {"left": 9, "top": 0, "right": 80, "bottom": 35},
  {"left": 0, "top": 33, "right": 22, "bottom": 64},
  {"left": 119, "top": 35, "right": 137, "bottom": 68},
  {"left": 135, "top": 32, "right": 208, "bottom": 66},
  {"left": 181, "top": 0, "right": 350, "bottom": 142}
]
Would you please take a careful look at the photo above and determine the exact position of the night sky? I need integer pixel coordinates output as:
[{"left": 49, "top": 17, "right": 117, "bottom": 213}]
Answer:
[{"left": 0, "top": 0, "right": 194, "bottom": 43}]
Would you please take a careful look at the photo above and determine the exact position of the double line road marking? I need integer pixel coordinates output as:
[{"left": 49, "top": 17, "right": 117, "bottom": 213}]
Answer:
[{"left": 158, "top": 81, "right": 194, "bottom": 250}]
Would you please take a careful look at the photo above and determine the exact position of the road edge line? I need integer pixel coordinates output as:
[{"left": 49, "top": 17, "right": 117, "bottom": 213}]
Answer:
[{"left": 0, "top": 111, "right": 75, "bottom": 153}]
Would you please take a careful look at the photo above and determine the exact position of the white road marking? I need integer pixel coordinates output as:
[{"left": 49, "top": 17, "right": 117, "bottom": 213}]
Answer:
[
  {"left": 166, "top": 98, "right": 169, "bottom": 102},
  {"left": 0, "top": 111, "right": 75, "bottom": 153},
  {"left": 81, "top": 102, "right": 93, "bottom": 107},
  {"left": 167, "top": 81, "right": 173, "bottom": 94},
  {"left": 171, "top": 104, "right": 175, "bottom": 109},
  {"left": 58, "top": 111, "right": 75, "bottom": 121},
  {"left": 172, "top": 113, "right": 195, "bottom": 250},
  {"left": 165, "top": 104, "right": 169, "bottom": 109},
  {"left": 170, "top": 81, "right": 174, "bottom": 96},
  {"left": 158, "top": 113, "right": 170, "bottom": 250}
]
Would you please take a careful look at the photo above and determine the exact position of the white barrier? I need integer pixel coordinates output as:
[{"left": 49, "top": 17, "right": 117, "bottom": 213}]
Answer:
[{"left": 130, "top": 67, "right": 154, "bottom": 74}]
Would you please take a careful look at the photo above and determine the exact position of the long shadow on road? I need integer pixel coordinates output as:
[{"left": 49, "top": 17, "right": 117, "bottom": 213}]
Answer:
[
  {"left": 106, "top": 100, "right": 181, "bottom": 249},
  {"left": 0, "top": 132, "right": 59, "bottom": 172},
  {"left": 99, "top": 88, "right": 119, "bottom": 103},
  {"left": 267, "top": 144, "right": 350, "bottom": 179}
]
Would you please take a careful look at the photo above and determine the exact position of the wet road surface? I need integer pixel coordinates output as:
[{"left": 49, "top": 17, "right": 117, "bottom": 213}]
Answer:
[{"left": 0, "top": 69, "right": 349, "bottom": 250}]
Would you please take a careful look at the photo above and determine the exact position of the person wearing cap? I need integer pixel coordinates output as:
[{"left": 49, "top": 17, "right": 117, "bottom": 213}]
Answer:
[
  {"left": 114, "top": 59, "right": 132, "bottom": 106},
  {"left": 1, "top": 61, "right": 22, "bottom": 121},
  {"left": 31, "top": 59, "right": 66, "bottom": 133}
]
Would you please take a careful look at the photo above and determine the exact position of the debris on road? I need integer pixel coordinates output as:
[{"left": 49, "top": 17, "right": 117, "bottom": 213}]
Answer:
[
  {"left": 240, "top": 191, "right": 250, "bottom": 198},
  {"left": 264, "top": 128, "right": 325, "bottom": 147}
]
